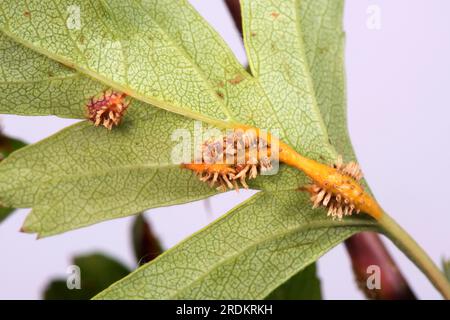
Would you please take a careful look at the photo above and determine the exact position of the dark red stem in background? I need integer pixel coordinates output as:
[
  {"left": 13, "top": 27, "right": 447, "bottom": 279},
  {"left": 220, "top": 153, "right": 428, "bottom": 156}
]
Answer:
[
  {"left": 132, "top": 214, "right": 163, "bottom": 265},
  {"left": 224, "top": 0, "right": 243, "bottom": 36},
  {"left": 345, "top": 232, "right": 416, "bottom": 299},
  {"left": 223, "top": 0, "right": 416, "bottom": 300}
]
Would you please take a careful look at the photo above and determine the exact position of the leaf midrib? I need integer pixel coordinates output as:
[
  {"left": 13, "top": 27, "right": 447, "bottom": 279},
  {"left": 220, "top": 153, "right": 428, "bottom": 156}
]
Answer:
[
  {"left": 0, "top": 72, "right": 83, "bottom": 85},
  {"left": 132, "top": 0, "right": 238, "bottom": 122},
  {"left": 0, "top": 28, "right": 231, "bottom": 129},
  {"left": 239, "top": 0, "right": 335, "bottom": 154},
  {"left": 0, "top": 2, "right": 337, "bottom": 160}
]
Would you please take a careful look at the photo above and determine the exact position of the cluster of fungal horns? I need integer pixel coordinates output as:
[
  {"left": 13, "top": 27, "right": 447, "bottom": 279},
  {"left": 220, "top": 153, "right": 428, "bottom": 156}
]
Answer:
[
  {"left": 306, "top": 156, "right": 364, "bottom": 220},
  {"left": 182, "top": 129, "right": 274, "bottom": 191},
  {"left": 86, "top": 90, "right": 129, "bottom": 130}
]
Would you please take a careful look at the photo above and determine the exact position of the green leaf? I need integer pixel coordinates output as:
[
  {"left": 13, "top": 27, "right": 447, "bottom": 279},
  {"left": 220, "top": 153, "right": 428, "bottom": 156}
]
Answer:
[
  {"left": 95, "top": 191, "right": 376, "bottom": 299},
  {"left": 43, "top": 252, "right": 130, "bottom": 300},
  {"left": 0, "top": 0, "right": 334, "bottom": 155},
  {"left": 0, "top": 0, "right": 232, "bottom": 126},
  {"left": 0, "top": 0, "right": 377, "bottom": 299},
  {"left": 266, "top": 263, "right": 321, "bottom": 300},
  {"left": 0, "top": 105, "right": 216, "bottom": 236},
  {"left": 443, "top": 259, "right": 450, "bottom": 283},
  {"left": 0, "top": 33, "right": 106, "bottom": 118},
  {"left": 297, "top": 0, "right": 352, "bottom": 159},
  {"left": 0, "top": 0, "right": 339, "bottom": 235},
  {"left": 0, "top": 206, "right": 12, "bottom": 223},
  {"left": 94, "top": 0, "right": 367, "bottom": 300}
]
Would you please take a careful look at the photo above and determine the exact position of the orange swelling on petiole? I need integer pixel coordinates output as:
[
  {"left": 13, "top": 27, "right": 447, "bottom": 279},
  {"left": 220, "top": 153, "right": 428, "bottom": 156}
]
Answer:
[
  {"left": 182, "top": 124, "right": 384, "bottom": 220},
  {"left": 276, "top": 139, "right": 384, "bottom": 220}
]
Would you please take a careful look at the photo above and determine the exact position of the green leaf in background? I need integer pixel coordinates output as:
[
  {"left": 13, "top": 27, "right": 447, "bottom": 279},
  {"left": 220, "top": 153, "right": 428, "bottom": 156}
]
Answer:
[
  {"left": 0, "top": 206, "right": 12, "bottom": 223},
  {"left": 0, "top": 131, "right": 26, "bottom": 222},
  {"left": 443, "top": 259, "right": 450, "bottom": 283},
  {"left": 43, "top": 253, "right": 130, "bottom": 300},
  {"left": 266, "top": 263, "right": 321, "bottom": 300},
  {"left": 0, "top": 0, "right": 380, "bottom": 299}
]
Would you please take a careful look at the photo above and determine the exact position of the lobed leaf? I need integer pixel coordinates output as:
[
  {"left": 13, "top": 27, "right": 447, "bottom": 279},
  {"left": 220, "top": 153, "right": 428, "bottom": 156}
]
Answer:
[
  {"left": 266, "top": 263, "right": 321, "bottom": 300},
  {"left": 95, "top": 0, "right": 365, "bottom": 300},
  {"left": 0, "top": 105, "right": 216, "bottom": 236},
  {"left": 95, "top": 191, "right": 375, "bottom": 299},
  {"left": 0, "top": 0, "right": 379, "bottom": 300},
  {"left": 0, "top": 33, "right": 105, "bottom": 118},
  {"left": 43, "top": 252, "right": 130, "bottom": 300},
  {"left": 0, "top": 0, "right": 344, "bottom": 235}
]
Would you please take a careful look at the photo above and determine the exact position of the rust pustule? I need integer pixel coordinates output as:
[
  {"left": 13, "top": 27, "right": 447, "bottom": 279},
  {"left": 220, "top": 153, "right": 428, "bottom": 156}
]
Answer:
[
  {"left": 86, "top": 90, "right": 129, "bottom": 130},
  {"left": 182, "top": 128, "right": 273, "bottom": 191}
]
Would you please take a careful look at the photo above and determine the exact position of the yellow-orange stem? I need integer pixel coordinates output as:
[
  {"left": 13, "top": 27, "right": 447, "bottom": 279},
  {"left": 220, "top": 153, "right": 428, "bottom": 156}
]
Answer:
[
  {"left": 181, "top": 163, "right": 236, "bottom": 175},
  {"left": 182, "top": 124, "right": 384, "bottom": 220},
  {"left": 234, "top": 124, "right": 384, "bottom": 220},
  {"left": 279, "top": 141, "right": 383, "bottom": 219}
]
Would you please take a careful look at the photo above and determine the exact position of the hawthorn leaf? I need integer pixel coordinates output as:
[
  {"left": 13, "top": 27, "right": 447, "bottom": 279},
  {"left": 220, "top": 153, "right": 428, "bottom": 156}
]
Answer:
[
  {"left": 95, "top": 0, "right": 367, "bottom": 300},
  {"left": 266, "top": 263, "right": 321, "bottom": 300},
  {"left": 0, "top": 105, "right": 216, "bottom": 236},
  {"left": 0, "top": 0, "right": 379, "bottom": 300},
  {"left": 0, "top": 0, "right": 233, "bottom": 126},
  {"left": 0, "top": 33, "right": 106, "bottom": 118},
  {"left": 259, "top": 1, "right": 355, "bottom": 298},
  {"left": 0, "top": 0, "right": 340, "bottom": 235},
  {"left": 0, "top": 0, "right": 334, "bottom": 157},
  {"left": 95, "top": 191, "right": 376, "bottom": 299},
  {"left": 43, "top": 253, "right": 130, "bottom": 300},
  {"left": 297, "top": 0, "right": 353, "bottom": 159}
]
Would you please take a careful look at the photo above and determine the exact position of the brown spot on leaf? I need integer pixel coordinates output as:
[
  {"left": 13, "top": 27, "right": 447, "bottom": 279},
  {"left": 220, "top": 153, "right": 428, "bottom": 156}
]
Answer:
[
  {"left": 216, "top": 90, "right": 224, "bottom": 99},
  {"left": 23, "top": 11, "right": 31, "bottom": 18},
  {"left": 250, "top": 32, "right": 257, "bottom": 37},
  {"left": 271, "top": 12, "right": 280, "bottom": 19},
  {"left": 78, "top": 35, "right": 85, "bottom": 45},
  {"left": 228, "top": 74, "right": 244, "bottom": 85}
]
